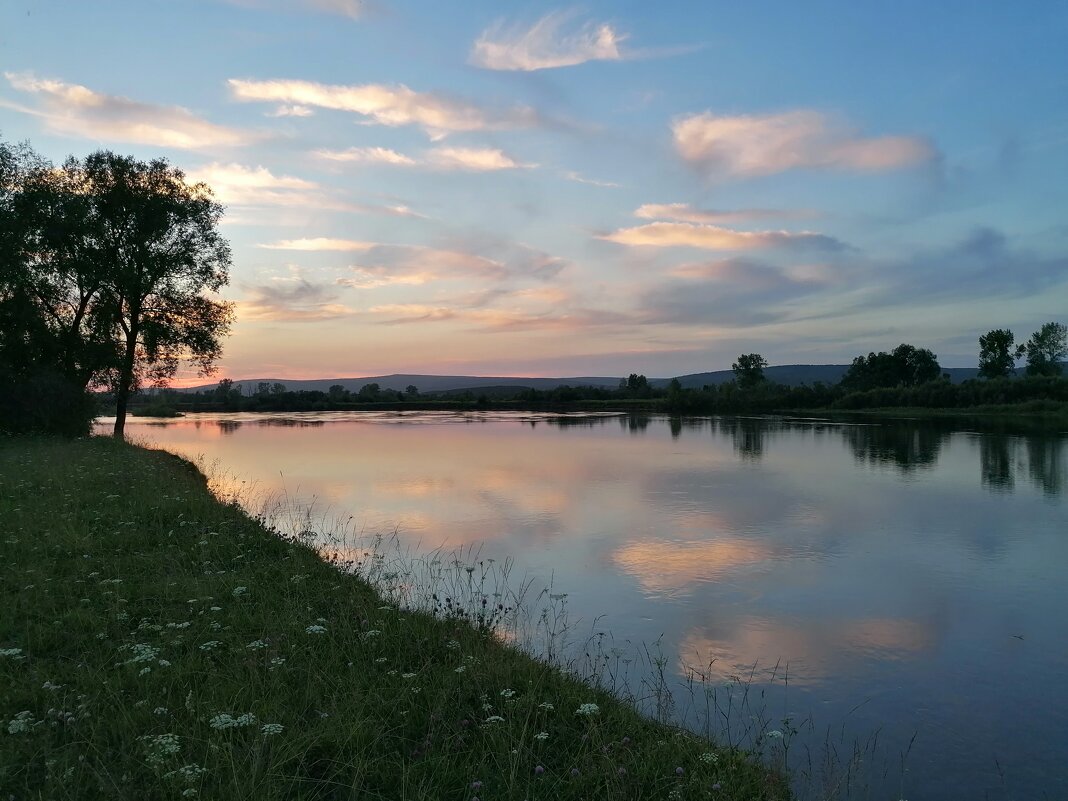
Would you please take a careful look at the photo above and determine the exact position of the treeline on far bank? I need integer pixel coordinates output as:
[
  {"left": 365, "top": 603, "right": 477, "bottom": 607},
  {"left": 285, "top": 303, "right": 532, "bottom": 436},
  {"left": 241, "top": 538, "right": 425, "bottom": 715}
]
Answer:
[{"left": 123, "top": 371, "right": 1068, "bottom": 419}]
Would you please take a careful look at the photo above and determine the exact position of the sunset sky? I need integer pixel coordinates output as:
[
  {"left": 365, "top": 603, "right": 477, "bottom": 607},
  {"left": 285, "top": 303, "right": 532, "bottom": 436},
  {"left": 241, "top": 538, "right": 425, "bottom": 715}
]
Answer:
[{"left": 2, "top": 1, "right": 1066, "bottom": 380}]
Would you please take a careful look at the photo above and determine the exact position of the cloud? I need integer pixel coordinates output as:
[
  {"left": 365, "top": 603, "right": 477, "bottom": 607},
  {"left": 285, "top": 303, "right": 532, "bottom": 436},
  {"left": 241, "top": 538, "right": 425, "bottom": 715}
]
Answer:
[
  {"left": 336, "top": 242, "right": 566, "bottom": 288},
  {"left": 337, "top": 246, "right": 508, "bottom": 288},
  {"left": 637, "top": 257, "right": 835, "bottom": 327},
  {"left": 601, "top": 221, "right": 845, "bottom": 251},
  {"left": 185, "top": 162, "right": 317, "bottom": 205},
  {"left": 426, "top": 147, "right": 534, "bottom": 171},
  {"left": 672, "top": 110, "right": 937, "bottom": 177},
  {"left": 185, "top": 164, "right": 422, "bottom": 219},
  {"left": 563, "top": 170, "right": 621, "bottom": 188},
  {"left": 314, "top": 145, "right": 534, "bottom": 171},
  {"left": 266, "top": 104, "right": 314, "bottom": 117},
  {"left": 634, "top": 202, "right": 812, "bottom": 225},
  {"left": 258, "top": 237, "right": 376, "bottom": 251},
  {"left": 315, "top": 146, "right": 417, "bottom": 165},
  {"left": 240, "top": 276, "right": 352, "bottom": 321},
  {"left": 471, "top": 10, "right": 627, "bottom": 71},
  {"left": 3, "top": 72, "right": 255, "bottom": 150},
  {"left": 224, "top": 0, "right": 366, "bottom": 19},
  {"left": 228, "top": 77, "right": 537, "bottom": 139}
]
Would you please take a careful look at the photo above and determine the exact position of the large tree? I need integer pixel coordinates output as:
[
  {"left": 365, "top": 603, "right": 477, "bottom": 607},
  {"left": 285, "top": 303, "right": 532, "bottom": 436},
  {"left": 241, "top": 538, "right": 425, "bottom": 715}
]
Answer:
[
  {"left": 1020, "top": 322, "right": 1067, "bottom": 377},
  {"left": 78, "top": 152, "right": 234, "bottom": 437},
  {"left": 977, "top": 328, "right": 1017, "bottom": 379},
  {"left": 1, "top": 141, "right": 234, "bottom": 438}
]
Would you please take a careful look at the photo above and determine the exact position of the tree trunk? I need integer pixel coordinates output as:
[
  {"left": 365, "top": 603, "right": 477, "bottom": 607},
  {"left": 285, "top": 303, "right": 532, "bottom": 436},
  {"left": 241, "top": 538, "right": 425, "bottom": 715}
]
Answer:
[{"left": 112, "top": 326, "right": 137, "bottom": 439}]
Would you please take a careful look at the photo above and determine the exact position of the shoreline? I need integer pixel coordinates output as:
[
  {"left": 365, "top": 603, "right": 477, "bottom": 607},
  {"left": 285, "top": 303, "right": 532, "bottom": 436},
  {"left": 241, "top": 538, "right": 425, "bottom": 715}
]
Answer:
[{"left": 0, "top": 435, "right": 787, "bottom": 800}]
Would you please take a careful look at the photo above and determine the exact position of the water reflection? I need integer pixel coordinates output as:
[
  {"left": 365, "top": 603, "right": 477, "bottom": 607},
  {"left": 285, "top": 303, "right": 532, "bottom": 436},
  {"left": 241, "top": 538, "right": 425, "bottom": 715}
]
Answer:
[
  {"left": 102, "top": 412, "right": 1068, "bottom": 799},
  {"left": 841, "top": 421, "right": 948, "bottom": 472}
]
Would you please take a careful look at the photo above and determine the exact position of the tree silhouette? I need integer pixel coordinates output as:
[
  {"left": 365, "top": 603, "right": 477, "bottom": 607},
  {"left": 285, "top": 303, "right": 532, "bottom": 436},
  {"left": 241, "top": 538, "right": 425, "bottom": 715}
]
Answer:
[
  {"left": 978, "top": 329, "right": 1017, "bottom": 379},
  {"left": 1020, "top": 322, "right": 1067, "bottom": 377},
  {"left": 732, "top": 353, "right": 768, "bottom": 389}
]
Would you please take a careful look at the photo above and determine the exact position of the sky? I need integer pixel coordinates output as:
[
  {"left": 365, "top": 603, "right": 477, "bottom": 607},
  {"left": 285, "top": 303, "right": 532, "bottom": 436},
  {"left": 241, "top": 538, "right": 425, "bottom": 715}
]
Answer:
[{"left": 2, "top": 0, "right": 1067, "bottom": 381}]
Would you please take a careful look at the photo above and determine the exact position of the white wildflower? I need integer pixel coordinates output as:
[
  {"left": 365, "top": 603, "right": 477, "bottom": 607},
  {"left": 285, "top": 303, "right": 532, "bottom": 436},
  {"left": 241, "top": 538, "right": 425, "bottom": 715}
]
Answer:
[
  {"left": 534, "top": 731, "right": 549, "bottom": 740},
  {"left": 268, "top": 657, "right": 286, "bottom": 670},
  {"left": 500, "top": 688, "right": 516, "bottom": 699},
  {"left": 246, "top": 640, "right": 268, "bottom": 650},
  {"left": 360, "top": 630, "right": 380, "bottom": 640},
  {"left": 575, "top": 703, "right": 600, "bottom": 717},
  {"left": 154, "top": 707, "right": 169, "bottom": 716},
  {"left": 700, "top": 752, "right": 720, "bottom": 764},
  {"left": 305, "top": 625, "right": 327, "bottom": 635},
  {"left": 538, "top": 702, "right": 555, "bottom": 711},
  {"left": 0, "top": 648, "right": 23, "bottom": 658},
  {"left": 483, "top": 715, "right": 505, "bottom": 724},
  {"left": 231, "top": 587, "right": 247, "bottom": 597},
  {"left": 261, "top": 723, "right": 284, "bottom": 735},
  {"left": 7, "top": 711, "right": 37, "bottom": 734},
  {"left": 139, "top": 733, "right": 181, "bottom": 765},
  {"left": 198, "top": 641, "right": 222, "bottom": 651},
  {"left": 208, "top": 712, "right": 256, "bottom": 729},
  {"left": 41, "top": 681, "right": 63, "bottom": 691},
  {"left": 766, "top": 729, "right": 783, "bottom": 739}
]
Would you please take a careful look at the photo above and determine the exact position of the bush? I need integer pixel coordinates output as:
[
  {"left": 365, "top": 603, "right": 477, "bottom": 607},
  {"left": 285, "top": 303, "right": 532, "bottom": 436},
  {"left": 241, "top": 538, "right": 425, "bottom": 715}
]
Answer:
[{"left": 0, "top": 369, "right": 97, "bottom": 437}]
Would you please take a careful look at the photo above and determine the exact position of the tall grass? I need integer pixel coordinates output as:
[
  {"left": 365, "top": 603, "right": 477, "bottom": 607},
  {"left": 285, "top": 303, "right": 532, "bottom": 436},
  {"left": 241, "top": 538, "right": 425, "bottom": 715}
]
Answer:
[{"left": 0, "top": 435, "right": 788, "bottom": 800}]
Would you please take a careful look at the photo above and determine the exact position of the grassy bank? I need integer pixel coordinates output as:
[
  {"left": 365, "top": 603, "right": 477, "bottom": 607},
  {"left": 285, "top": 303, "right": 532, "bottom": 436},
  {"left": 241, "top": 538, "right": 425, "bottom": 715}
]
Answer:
[
  {"left": 0, "top": 436, "right": 785, "bottom": 800},
  {"left": 804, "top": 400, "right": 1068, "bottom": 431}
]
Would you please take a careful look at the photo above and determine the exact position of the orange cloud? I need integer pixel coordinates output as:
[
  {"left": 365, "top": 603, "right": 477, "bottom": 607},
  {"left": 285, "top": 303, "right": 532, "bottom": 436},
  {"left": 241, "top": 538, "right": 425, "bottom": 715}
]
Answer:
[
  {"left": 673, "top": 110, "right": 936, "bottom": 177},
  {"left": 3, "top": 72, "right": 256, "bottom": 150},
  {"left": 258, "top": 237, "right": 376, "bottom": 251},
  {"left": 228, "top": 77, "right": 537, "bottom": 139},
  {"left": 472, "top": 10, "right": 627, "bottom": 71},
  {"left": 612, "top": 538, "right": 774, "bottom": 595},
  {"left": 601, "top": 222, "right": 843, "bottom": 251}
]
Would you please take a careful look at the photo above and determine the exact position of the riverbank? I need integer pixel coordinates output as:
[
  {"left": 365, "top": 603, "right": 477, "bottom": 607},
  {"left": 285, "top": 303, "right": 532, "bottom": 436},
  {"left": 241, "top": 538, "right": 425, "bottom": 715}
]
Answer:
[
  {"left": 804, "top": 400, "right": 1068, "bottom": 432},
  {"left": 0, "top": 436, "right": 785, "bottom": 800}
]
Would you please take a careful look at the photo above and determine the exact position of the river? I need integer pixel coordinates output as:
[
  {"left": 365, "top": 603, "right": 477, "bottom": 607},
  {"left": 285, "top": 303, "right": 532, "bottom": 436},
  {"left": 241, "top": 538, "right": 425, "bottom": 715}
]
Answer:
[{"left": 100, "top": 411, "right": 1068, "bottom": 800}]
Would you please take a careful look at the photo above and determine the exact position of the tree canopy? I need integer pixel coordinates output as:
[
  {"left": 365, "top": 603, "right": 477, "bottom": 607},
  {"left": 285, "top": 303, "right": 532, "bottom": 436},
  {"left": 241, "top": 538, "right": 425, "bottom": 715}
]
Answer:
[
  {"left": 1020, "top": 322, "right": 1067, "bottom": 377},
  {"left": 978, "top": 329, "right": 1017, "bottom": 379},
  {"left": 841, "top": 343, "right": 941, "bottom": 391},
  {"left": 0, "top": 138, "right": 233, "bottom": 437},
  {"left": 732, "top": 353, "right": 768, "bottom": 389}
]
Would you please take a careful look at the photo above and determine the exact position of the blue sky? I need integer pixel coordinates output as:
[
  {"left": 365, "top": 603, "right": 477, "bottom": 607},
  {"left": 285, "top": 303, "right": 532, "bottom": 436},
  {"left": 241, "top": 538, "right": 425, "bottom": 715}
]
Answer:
[{"left": 2, "top": 0, "right": 1066, "bottom": 379}]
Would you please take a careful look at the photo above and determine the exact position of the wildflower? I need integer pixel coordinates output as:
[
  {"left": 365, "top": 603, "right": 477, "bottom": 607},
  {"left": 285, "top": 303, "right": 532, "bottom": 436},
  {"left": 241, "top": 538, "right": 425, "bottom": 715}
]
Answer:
[
  {"left": 119, "top": 643, "right": 160, "bottom": 664},
  {"left": 534, "top": 765, "right": 545, "bottom": 775},
  {"left": 454, "top": 665, "right": 466, "bottom": 673},
  {"left": 483, "top": 715, "right": 505, "bottom": 724},
  {"left": 575, "top": 703, "right": 600, "bottom": 717},
  {"left": 375, "top": 657, "right": 388, "bottom": 663},
  {"left": 163, "top": 763, "right": 207, "bottom": 781},
  {"left": 154, "top": 707, "right": 169, "bottom": 716},
  {"left": 538, "top": 702, "right": 554, "bottom": 711},
  {"left": 231, "top": 587, "right": 248, "bottom": 597},
  {"left": 401, "top": 672, "right": 417, "bottom": 679},
  {"left": 246, "top": 640, "right": 268, "bottom": 649},
  {"left": 7, "top": 711, "right": 36, "bottom": 734},
  {"left": 766, "top": 729, "right": 783, "bottom": 739},
  {"left": 534, "top": 731, "right": 549, "bottom": 740},
  {"left": 208, "top": 713, "right": 256, "bottom": 729},
  {"left": 676, "top": 766, "right": 685, "bottom": 776},
  {"left": 446, "top": 639, "right": 460, "bottom": 650},
  {"left": 139, "top": 733, "right": 181, "bottom": 765},
  {"left": 570, "top": 768, "right": 580, "bottom": 777},
  {"left": 712, "top": 782, "right": 722, "bottom": 791},
  {"left": 42, "top": 681, "right": 63, "bottom": 691},
  {"left": 182, "top": 791, "right": 197, "bottom": 798},
  {"left": 268, "top": 657, "right": 286, "bottom": 670},
  {"left": 198, "top": 641, "right": 222, "bottom": 651},
  {"left": 700, "top": 752, "right": 719, "bottom": 764},
  {"left": 158, "top": 659, "right": 172, "bottom": 667},
  {"left": 361, "top": 630, "right": 381, "bottom": 640},
  {"left": 210, "top": 606, "right": 222, "bottom": 612},
  {"left": 499, "top": 688, "right": 516, "bottom": 699},
  {"left": 139, "top": 666, "right": 152, "bottom": 676},
  {"left": 0, "top": 648, "right": 23, "bottom": 658},
  {"left": 261, "top": 723, "right": 284, "bottom": 735},
  {"left": 305, "top": 624, "right": 327, "bottom": 635},
  {"left": 471, "top": 780, "right": 482, "bottom": 790}
]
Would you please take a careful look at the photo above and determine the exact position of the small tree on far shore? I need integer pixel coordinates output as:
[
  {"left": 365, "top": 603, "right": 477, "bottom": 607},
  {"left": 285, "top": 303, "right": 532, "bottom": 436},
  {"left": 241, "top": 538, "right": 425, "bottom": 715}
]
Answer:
[
  {"left": 978, "top": 329, "right": 1018, "bottom": 379},
  {"left": 1020, "top": 322, "right": 1067, "bottom": 377},
  {"left": 732, "top": 353, "right": 768, "bottom": 389}
]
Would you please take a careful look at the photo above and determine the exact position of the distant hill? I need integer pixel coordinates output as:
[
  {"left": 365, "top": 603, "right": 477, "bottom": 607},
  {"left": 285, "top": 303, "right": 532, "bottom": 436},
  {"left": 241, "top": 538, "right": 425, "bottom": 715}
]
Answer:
[
  {"left": 178, "top": 373, "right": 623, "bottom": 395},
  {"left": 178, "top": 364, "right": 997, "bottom": 395}
]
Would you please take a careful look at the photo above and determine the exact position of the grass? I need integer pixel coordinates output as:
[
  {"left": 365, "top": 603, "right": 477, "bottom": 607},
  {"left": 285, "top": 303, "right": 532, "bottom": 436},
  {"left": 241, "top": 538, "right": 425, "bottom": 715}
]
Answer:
[{"left": 0, "top": 435, "right": 787, "bottom": 800}]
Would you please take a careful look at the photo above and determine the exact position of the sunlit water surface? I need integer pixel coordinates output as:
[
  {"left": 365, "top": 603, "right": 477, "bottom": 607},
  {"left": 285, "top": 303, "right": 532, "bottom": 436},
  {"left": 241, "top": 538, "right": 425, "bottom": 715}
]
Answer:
[{"left": 101, "top": 412, "right": 1068, "bottom": 800}]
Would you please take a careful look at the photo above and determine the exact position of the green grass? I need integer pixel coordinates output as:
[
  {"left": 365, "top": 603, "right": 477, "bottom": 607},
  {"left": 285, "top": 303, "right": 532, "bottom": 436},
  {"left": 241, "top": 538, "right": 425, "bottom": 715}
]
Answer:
[{"left": 0, "top": 436, "right": 786, "bottom": 800}]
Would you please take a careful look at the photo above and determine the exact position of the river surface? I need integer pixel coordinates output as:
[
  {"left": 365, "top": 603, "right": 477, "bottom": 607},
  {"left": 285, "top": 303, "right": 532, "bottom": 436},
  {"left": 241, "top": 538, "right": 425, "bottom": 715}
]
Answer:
[{"left": 102, "top": 412, "right": 1068, "bottom": 800}]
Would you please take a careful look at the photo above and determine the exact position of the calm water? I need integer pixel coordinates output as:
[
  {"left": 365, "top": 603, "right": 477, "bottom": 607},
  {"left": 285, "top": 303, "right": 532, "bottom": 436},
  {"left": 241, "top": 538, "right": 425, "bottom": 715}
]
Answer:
[{"left": 105, "top": 412, "right": 1068, "bottom": 800}]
